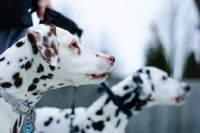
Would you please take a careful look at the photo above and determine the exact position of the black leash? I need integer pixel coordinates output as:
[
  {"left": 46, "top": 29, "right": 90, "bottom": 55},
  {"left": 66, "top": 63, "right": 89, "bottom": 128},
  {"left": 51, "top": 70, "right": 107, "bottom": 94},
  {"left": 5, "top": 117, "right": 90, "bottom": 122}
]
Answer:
[
  {"left": 69, "top": 86, "right": 78, "bottom": 133},
  {"left": 100, "top": 81, "right": 132, "bottom": 117}
]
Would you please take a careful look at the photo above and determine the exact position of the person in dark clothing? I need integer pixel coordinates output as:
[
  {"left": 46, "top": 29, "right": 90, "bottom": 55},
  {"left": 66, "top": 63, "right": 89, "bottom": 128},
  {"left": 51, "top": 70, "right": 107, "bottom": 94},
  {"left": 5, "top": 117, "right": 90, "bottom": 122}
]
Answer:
[{"left": 0, "top": 0, "right": 53, "bottom": 54}]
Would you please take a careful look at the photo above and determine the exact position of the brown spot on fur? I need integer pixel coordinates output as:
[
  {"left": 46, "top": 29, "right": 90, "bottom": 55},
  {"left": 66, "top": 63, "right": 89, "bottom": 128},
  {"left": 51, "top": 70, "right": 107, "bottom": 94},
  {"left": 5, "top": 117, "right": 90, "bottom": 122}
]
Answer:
[
  {"left": 0, "top": 57, "right": 5, "bottom": 62},
  {"left": 38, "top": 45, "right": 43, "bottom": 50},
  {"left": 1, "top": 82, "right": 12, "bottom": 88},
  {"left": 47, "top": 31, "right": 52, "bottom": 37},
  {"left": 43, "top": 36, "right": 49, "bottom": 48},
  {"left": 57, "top": 58, "right": 60, "bottom": 63},
  {"left": 44, "top": 49, "right": 53, "bottom": 59},
  {"left": 13, "top": 119, "right": 18, "bottom": 133},
  {"left": 50, "top": 25, "right": 57, "bottom": 36},
  {"left": 27, "top": 33, "right": 38, "bottom": 55},
  {"left": 50, "top": 42, "right": 58, "bottom": 55}
]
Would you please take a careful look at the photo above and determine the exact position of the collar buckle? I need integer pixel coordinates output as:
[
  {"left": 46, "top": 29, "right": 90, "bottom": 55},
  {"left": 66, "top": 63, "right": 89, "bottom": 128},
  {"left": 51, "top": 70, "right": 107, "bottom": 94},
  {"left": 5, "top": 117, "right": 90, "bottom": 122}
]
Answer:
[{"left": 13, "top": 99, "right": 30, "bottom": 114}]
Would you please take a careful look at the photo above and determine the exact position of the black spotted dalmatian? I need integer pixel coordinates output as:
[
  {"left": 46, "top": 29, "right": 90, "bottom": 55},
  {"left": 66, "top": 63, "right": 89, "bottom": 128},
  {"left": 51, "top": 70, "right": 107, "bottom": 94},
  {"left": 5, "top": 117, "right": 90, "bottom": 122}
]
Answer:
[
  {"left": 0, "top": 24, "right": 115, "bottom": 133},
  {"left": 34, "top": 67, "right": 190, "bottom": 133}
]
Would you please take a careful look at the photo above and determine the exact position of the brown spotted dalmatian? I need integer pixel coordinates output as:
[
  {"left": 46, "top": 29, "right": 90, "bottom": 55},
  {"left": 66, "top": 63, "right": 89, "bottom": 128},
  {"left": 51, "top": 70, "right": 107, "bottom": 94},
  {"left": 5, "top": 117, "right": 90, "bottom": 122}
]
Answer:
[
  {"left": 34, "top": 67, "right": 190, "bottom": 133},
  {"left": 0, "top": 24, "right": 115, "bottom": 133}
]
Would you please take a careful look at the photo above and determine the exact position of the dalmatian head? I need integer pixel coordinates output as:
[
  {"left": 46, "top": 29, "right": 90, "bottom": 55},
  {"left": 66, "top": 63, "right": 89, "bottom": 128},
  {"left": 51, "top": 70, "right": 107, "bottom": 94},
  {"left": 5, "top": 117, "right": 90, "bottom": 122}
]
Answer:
[
  {"left": 127, "top": 67, "right": 190, "bottom": 108},
  {"left": 26, "top": 24, "right": 115, "bottom": 86}
]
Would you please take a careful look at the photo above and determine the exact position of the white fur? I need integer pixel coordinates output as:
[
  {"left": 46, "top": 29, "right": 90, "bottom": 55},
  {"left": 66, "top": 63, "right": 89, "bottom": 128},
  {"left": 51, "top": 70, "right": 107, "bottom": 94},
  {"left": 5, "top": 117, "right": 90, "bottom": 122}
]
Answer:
[
  {"left": 0, "top": 24, "right": 114, "bottom": 133},
  {"left": 34, "top": 67, "right": 189, "bottom": 133}
]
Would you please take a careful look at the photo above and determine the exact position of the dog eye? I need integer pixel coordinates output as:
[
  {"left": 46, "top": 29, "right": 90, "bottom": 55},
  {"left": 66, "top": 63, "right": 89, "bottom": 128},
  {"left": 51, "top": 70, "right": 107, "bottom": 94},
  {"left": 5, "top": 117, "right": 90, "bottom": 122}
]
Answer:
[
  {"left": 71, "top": 42, "right": 79, "bottom": 49},
  {"left": 162, "top": 76, "right": 167, "bottom": 81}
]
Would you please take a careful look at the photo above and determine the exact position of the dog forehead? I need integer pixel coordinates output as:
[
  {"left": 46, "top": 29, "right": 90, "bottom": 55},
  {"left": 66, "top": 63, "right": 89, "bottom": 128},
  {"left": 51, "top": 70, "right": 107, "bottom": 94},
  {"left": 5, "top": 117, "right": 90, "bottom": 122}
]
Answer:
[
  {"left": 56, "top": 27, "right": 75, "bottom": 45},
  {"left": 145, "top": 67, "right": 167, "bottom": 77}
]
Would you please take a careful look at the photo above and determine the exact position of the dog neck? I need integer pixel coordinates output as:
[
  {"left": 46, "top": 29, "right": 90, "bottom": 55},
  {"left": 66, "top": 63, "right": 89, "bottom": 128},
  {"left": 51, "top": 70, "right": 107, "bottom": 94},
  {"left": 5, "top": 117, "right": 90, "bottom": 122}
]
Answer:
[
  {"left": 0, "top": 37, "right": 70, "bottom": 133},
  {"left": 87, "top": 75, "right": 153, "bottom": 132}
]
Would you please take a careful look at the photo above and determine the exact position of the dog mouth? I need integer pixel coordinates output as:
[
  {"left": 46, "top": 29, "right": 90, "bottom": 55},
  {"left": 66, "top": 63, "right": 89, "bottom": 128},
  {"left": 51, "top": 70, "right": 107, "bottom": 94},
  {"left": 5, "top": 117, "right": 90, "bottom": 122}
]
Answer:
[
  {"left": 174, "top": 96, "right": 185, "bottom": 103},
  {"left": 86, "top": 73, "right": 107, "bottom": 80}
]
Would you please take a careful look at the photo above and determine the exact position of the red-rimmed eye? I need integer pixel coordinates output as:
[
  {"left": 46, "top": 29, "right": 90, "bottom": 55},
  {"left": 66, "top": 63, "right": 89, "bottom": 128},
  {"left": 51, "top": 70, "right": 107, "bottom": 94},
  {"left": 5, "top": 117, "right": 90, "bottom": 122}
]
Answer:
[{"left": 71, "top": 42, "right": 79, "bottom": 49}]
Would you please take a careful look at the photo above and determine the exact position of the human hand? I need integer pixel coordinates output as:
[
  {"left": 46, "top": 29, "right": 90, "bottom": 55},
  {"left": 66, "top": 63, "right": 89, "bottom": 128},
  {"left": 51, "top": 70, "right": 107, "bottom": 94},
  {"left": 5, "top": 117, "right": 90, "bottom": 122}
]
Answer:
[{"left": 37, "top": 0, "right": 53, "bottom": 20}]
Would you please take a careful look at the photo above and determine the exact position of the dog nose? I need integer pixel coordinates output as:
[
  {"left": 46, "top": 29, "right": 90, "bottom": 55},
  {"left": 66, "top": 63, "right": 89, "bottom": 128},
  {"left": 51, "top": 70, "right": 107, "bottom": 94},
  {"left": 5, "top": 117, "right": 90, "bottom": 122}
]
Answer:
[
  {"left": 109, "top": 56, "right": 115, "bottom": 62},
  {"left": 184, "top": 85, "right": 190, "bottom": 92}
]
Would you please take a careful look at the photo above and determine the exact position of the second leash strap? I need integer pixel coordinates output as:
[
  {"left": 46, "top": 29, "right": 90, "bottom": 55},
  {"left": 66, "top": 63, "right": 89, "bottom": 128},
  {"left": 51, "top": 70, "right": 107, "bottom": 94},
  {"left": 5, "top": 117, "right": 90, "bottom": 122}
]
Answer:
[{"left": 70, "top": 86, "right": 78, "bottom": 133}]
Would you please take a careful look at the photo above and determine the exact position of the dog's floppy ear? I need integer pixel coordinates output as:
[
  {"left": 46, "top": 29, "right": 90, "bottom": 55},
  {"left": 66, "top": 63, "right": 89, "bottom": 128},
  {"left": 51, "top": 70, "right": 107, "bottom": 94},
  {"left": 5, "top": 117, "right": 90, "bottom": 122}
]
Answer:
[
  {"left": 27, "top": 24, "right": 60, "bottom": 66},
  {"left": 133, "top": 69, "right": 154, "bottom": 96}
]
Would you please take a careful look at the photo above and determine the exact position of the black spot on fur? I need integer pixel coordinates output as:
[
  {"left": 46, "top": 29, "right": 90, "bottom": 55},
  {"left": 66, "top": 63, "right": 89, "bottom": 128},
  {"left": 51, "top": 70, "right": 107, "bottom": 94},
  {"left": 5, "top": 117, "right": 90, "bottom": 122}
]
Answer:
[
  {"left": 28, "top": 101, "right": 33, "bottom": 105},
  {"left": 33, "top": 78, "right": 39, "bottom": 84},
  {"left": 104, "top": 98, "right": 110, "bottom": 105},
  {"left": 1, "top": 82, "right": 12, "bottom": 88},
  {"left": 40, "top": 74, "right": 53, "bottom": 80},
  {"left": 0, "top": 57, "right": 5, "bottom": 62},
  {"left": 7, "top": 62, "right": 10, "bottom": 65},
  {"left": 19, "top": 59, "right": 23, "bottom": 62},
  {"left": 146, "top": 70, "right": 151, "bottom": 79},
  {"left": 32, "top": 92, "right": 38, "bottom": 96},
  {"left": 28, "top": 84, "right": 37, "bottom": 91},
  {"left": 59, "top": 83, "right": 64, "bottom": 86},
  {"left": 92, "top": 121, "right": 105, "bottom": 131},
  {"left": 43, "top": 84, "right": 47, "bottom": 87},
  {"left": 56, "top": 120, "right": 60, "bottom": 123},
  {"left": 65, "top": 114, "right": 69, "bottom": 119},
  {"left": 87, "top": 117, "right": 91, "bottom": 121},
  {"left": 13, "top": 119, "right": 18, "bottom": 133},
  {"left": 12, "top": 73, "right": 23, "bottom": 88},
  {"left": 25, "top": 61, "right": 32, "bottom": 70},
  {"left": 115, "top": 109, "right": 120, "bottom": 117},
  {"left": 14, "top": 78, "right": 23, "bottom": 88},
  {"left": 44, "top": 117, "right": 53, "bottom": 127},
  {"left": 123, "top": 85, "right": 129, "bottom": 90},
  {"left": 19, "top": 115, "right": 22, "bottom": 127},
  {"left": 133, "top": 76, "right": 143, "bottom": 84},
  {"left": 58, "top": 67, "right": 60, "bottom": 69},
  {"left": 96, "top": 108, "right": 103, "bottom": 115},
  {"left": 37, "top": 64, "right": 44, "bottom": 73},
  {"left": 75, "top": 126, "right": 79, "bottom": 132},
  {"left": 13, "top": 73, "right": 20, "bottom": 80},
  {"left": 16, "top": 41, "right": 24, "bottom": 47},
  {"left": 81, "top": 129, "right": 85, "bottom": 133},
  {"left": 20, "top": 64, "right": 24, "bottom": 69},
  {"left": 86, "top": 125, "right": 90, "bottom": 129},
  {"left": 106, "top": 117, "right": 110, "bottom": 121},
  {"left": 152, "top": 84, "right": 155, "bottom": 91},
  {"left": 49, "top": 65, "right": 55, "bottom": 71},
  {"left": 115, "top": 119, "right": 121, "bottom": 128},
  {"left": 137, "top": 69, "right": 142, "bottom": 73}
]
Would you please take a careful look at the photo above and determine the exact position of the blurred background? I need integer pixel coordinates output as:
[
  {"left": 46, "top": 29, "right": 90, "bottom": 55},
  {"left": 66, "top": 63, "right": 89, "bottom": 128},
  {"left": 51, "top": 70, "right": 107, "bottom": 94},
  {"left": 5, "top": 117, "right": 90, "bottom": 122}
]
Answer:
[{"left": 33, "top": 0, "right": 200, "bottom": 132}]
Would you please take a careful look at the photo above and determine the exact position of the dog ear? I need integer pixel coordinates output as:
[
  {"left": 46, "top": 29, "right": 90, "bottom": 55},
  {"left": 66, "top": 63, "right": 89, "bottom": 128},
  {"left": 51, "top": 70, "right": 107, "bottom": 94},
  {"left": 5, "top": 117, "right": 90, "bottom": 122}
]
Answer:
[
  {"left": 27, "top": 24, "right": 60, "bottom": 66},
  {"left": 133, "top": 70, "right": 154, "bottom": 96}
]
